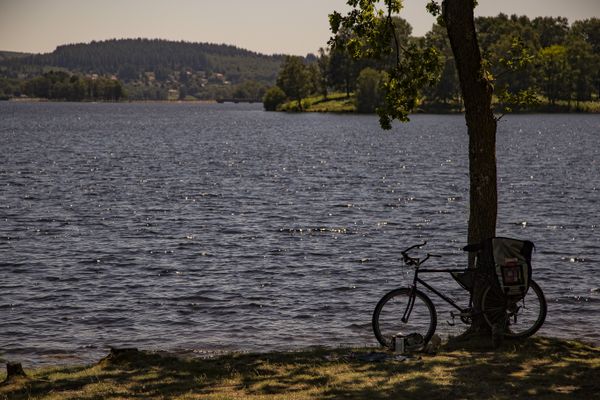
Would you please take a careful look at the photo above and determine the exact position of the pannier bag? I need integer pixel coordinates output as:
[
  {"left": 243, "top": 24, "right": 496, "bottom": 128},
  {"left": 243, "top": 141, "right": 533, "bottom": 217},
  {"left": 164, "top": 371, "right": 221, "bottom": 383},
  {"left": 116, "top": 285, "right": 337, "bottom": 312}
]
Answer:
[{"left": 465, "top": 237, "right": 534, "bottom": 300}]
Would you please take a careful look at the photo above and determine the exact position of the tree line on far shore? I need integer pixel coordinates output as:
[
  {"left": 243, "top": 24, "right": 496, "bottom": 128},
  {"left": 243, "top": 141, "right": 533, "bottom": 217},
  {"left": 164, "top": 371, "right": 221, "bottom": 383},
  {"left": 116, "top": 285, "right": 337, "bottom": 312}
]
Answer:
[
  {"left": 265, "top": 15, "right": 600, "bottom": 112},
  {"left": 0, "top": 38, "right": 283, "bottom": 101},
  {"left": 1, "top": 16, "right": 598, "bottom": 106},
  {"left": 4, "top": 71, "right": 124, "bottom": 101}
]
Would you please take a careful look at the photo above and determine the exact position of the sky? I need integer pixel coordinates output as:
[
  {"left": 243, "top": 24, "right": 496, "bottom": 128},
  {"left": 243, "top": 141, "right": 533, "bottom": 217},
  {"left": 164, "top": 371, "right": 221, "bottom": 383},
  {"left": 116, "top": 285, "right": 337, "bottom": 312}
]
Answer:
[{"left": 1, "top": 0, "right": 599, "bottom": 56}]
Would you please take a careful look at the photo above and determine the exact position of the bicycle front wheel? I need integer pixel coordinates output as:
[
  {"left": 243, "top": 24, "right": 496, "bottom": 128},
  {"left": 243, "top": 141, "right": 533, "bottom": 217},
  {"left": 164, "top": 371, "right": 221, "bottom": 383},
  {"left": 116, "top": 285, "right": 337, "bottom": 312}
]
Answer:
[
  {"left": 482, "top": 280, "right": 547, "bottom": 338},
  {"left": 372, "top": 288, "right": 437, "bottom": 349}
]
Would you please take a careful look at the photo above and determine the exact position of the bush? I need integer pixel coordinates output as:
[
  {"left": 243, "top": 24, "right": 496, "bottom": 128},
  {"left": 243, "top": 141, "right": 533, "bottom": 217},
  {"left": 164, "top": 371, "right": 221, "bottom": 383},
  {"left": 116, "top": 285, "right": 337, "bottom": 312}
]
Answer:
[{"left": 263, "top": 86, "right": 287, "bottom": 111}]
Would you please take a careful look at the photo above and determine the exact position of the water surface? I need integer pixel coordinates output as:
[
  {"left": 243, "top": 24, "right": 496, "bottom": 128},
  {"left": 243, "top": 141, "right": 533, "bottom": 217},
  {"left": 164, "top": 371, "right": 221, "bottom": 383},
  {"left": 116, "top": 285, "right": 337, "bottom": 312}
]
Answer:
[{"left": 1, "top": 102, "right": 598, "bottom": 366}]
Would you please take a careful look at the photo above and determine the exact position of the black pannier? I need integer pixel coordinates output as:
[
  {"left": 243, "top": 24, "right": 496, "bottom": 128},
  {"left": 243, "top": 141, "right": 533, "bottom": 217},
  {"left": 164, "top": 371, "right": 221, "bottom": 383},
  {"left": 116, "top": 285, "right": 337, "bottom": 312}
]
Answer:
[{"left": 463, "top": 237, "right": 534, "bottom": 300}]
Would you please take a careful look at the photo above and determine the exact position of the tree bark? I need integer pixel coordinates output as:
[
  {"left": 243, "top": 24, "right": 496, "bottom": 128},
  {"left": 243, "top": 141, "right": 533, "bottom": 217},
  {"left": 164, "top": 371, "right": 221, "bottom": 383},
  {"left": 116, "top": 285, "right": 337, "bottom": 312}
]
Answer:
[
  {"left": 442, "top": 0, "right": 497, "bottom": 251},
  {"left": 442, "top": 0, "right": 498, "bottom": 331},
  {"left": 4, "top": 362, "right": 27, "bottom": 382}
]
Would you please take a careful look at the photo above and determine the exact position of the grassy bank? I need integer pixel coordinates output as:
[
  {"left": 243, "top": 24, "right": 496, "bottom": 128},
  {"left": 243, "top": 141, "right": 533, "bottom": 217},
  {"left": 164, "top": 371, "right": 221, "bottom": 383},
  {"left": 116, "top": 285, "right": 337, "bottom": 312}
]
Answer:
[
  {"left": 278, "top": 93, "right": 600, "bottom": 114},
  {"left": 279, "top": 93, "right": 355, "bottom": 113},
  {"left": 1, "top": 337, "right": 598, "bottom": 399}
]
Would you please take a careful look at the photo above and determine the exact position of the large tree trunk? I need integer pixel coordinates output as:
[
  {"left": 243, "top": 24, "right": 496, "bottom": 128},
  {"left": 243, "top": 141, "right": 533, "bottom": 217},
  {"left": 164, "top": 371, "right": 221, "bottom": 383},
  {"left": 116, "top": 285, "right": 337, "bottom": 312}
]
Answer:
[{"left": 442, "top": 0, "right": 498, "bottom": 331}]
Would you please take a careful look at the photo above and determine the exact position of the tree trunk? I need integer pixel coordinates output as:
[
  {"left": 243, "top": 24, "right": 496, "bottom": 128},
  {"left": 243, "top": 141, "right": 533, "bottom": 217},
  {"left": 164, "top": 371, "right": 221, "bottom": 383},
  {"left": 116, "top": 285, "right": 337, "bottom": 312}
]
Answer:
[
  {"left": 5, "top": 362, "right": 27, "bottom": 382},
  {"left": 442, "top": 0, "right": 498, "bottom": 331},
  {"left": 345, "top": 76, "right": 351, "bottom": 98}
]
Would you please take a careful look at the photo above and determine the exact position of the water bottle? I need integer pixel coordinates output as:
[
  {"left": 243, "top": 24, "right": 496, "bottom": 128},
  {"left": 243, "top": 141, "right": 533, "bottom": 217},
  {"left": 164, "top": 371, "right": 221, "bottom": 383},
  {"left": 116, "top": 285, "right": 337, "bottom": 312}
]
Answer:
[{"left": 392, "top": 333, "right": 405, "bottom": 354}]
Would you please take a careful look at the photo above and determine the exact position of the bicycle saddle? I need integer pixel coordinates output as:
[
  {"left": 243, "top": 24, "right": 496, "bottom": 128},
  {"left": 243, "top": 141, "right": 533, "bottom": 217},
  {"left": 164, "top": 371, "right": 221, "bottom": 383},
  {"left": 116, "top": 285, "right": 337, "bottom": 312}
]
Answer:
[{"left": 462, "top": 243, "right": 483, "bottom": 252}]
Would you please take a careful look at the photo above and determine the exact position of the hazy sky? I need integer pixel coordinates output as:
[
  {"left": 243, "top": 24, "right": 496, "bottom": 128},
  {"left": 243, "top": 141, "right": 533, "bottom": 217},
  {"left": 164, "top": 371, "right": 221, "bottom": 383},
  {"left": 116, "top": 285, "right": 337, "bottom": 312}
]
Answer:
[{"left": 1, "top": 0, "right": 599, "bottom": 55}]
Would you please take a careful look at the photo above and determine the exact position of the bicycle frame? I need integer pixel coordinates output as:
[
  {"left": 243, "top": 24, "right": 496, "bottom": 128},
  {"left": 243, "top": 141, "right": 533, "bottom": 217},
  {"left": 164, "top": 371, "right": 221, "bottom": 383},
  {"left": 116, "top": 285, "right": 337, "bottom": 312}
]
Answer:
[
  {"left": 403, "top": 267, "right": 476, "bottom": 324},
  {"left": 399, "top": 242, "right": 479, "bottom": 325},
  {"left": 415, "top": 268, "right": 472, "bottom": 312}
]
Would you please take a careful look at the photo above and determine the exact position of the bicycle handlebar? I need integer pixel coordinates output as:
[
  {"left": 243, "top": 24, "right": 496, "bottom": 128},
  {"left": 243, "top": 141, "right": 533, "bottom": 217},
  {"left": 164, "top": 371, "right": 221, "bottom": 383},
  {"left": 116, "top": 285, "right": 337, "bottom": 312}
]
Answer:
[
  {"left": 400, "top": 242, "right": 442, "bottom": 267},
  {"left": 401, "top": 241, "right": 427, "bottom": 255},
  {"left": 400, "top": 241, "right": 426, "bottom": 266}
]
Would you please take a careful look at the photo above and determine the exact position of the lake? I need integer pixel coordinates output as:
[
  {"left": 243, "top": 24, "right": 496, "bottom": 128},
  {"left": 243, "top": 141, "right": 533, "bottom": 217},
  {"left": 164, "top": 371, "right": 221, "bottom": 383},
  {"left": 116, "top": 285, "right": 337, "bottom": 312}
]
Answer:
[{"left": 1, "top": 102, "right": 599, "bottom": 366}]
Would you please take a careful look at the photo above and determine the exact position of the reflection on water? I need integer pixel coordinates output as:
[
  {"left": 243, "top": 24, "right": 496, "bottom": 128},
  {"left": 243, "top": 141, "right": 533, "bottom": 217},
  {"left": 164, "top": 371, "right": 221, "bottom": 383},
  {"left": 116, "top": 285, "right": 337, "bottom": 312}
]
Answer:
[{"left": 1, "top": 102, "right": 599, "bottom": 365}]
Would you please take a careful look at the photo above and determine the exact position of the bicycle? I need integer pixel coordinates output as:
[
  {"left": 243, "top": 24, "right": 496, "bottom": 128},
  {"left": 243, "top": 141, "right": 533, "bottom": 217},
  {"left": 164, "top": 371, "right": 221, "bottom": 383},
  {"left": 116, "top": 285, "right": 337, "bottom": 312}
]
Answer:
[{"left": 372, "top": 241, "right": 547, "bottom": 349}]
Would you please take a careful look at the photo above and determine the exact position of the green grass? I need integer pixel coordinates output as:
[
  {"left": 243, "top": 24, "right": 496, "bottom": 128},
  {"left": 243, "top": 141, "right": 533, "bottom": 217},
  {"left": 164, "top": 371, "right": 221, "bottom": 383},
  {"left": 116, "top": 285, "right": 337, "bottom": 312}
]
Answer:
[
  {"left": 277, "top": 93, "right": 600, "bottom": 115},
  {"left": 1, "top": 337, "right": 598, "bottom": 399},
  {"left": 279, "top": 93, "right": 356, "bottom": 113}
]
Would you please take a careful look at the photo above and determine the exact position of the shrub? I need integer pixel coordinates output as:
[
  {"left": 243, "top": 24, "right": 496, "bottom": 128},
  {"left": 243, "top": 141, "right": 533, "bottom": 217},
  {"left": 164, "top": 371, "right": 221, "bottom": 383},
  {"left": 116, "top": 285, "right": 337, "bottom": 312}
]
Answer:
[{"left": 263, "top": 86, "right": 287, "bottom": 111}]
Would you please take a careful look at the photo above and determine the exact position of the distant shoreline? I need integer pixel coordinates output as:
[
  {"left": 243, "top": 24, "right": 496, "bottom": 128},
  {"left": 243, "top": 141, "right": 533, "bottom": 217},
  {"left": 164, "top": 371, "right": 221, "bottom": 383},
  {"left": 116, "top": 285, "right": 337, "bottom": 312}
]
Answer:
[
  {"left": 4, "top": 97, "right": 600, "bottom": 114},
  {"left": 5, "top": 97, "right": 219, "bottom": 104},
  {"left": 275, "top": 93, "right": 600, "bottom": 115}
]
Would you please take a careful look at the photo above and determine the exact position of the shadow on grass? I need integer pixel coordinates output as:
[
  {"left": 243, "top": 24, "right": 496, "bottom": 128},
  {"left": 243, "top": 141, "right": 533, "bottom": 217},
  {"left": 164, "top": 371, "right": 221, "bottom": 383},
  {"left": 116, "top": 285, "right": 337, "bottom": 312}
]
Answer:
[
  {"left": 1, "top": 337, "right": 598, "bottom": 399},
  {"left": 438, "top": 336, "right": 600, "bottom": 399}
]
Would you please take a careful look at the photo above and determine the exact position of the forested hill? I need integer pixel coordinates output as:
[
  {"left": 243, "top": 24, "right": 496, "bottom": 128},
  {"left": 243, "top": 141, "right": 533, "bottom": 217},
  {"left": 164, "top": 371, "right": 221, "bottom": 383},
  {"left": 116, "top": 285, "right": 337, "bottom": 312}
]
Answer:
[
  {"left": 0, "top": 51, "right": 32, "bottom": 62},
  {"left": 1, "top": 38, "right": 285, "bottom": 84}
]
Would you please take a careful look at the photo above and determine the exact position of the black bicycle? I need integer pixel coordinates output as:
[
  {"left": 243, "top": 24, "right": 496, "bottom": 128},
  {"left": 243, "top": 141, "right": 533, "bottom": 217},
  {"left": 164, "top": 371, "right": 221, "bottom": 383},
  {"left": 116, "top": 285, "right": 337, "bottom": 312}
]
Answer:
[{"left": 372, "top": 242, "right": 547, "bottom": 349}]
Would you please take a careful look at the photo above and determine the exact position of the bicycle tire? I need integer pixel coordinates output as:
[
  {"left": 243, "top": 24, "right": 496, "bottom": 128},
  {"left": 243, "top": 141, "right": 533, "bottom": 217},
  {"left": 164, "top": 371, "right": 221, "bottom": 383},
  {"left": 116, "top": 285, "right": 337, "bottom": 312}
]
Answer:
[
  {"left": 372, "top": 288, "right": 437, "bottom": 349},
  {"left": 481, "top": 279, "right": 547, "bottom": 338}
]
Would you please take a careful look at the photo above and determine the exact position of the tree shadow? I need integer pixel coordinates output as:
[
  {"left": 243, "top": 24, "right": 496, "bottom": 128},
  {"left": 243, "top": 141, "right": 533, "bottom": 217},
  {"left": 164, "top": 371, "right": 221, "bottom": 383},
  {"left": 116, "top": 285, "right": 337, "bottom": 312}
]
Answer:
[
  {"left": 440, "top": 336, "right": 600, "bottom": 399},
  {"left": 0, "top": 337, "right": 598, "bottom": 399}
]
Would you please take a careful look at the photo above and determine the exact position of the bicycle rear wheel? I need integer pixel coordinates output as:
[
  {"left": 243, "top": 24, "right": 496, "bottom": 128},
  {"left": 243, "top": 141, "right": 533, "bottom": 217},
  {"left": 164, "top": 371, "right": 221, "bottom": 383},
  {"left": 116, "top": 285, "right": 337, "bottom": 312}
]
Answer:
[
  {"left": 482, "top": 280, "right": 547, "bottom": 338},
  {"left": 372, "top": 288, "right": 437, "bottom": 349}
]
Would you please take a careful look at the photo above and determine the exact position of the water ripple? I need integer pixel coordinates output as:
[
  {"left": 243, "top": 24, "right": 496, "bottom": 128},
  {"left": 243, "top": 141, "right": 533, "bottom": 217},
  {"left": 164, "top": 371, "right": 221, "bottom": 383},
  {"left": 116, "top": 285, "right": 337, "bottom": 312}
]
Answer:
[{"left": 1, "top": 103, "right": 599, "bottom": 365}]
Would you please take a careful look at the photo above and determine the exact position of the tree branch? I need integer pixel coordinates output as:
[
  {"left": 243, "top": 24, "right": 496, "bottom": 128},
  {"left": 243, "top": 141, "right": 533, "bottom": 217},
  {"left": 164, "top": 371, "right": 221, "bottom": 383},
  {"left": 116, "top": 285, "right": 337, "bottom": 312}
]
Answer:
[{"left": 386, "top": 5, "right": 401, "bottom": 68}]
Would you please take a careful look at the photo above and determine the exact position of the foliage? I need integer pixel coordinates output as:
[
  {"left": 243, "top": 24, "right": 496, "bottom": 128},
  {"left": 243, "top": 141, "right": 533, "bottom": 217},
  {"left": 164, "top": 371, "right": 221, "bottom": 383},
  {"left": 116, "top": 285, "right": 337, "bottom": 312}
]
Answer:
[
  {"left": 326, "top": 36, "right": 362, "bottom": 97},
  {"left": 0, "top": 77, "right": 21, "bottom": 98},
  {"left": 572, "top": 17, "right": 600, "bottom": 54},
  {"left": 532, "top": 16, "right": 570, "bottom": 48},
  {"left": 19, "top": 71, "right": 124, "bottom": 101},
  {"left": 355, "top": 67, "right": 386, "bottom": 113},
  {"left": 423, "top": 24, "right": 460, "bottom": 106},
  {"left": 0, "top": 38, "right": 284, "bottom": 101},
  {"left": 262, "top": 86, "right": 287, "bottom": 111},
  {"left": 276, "top": 56, "right": 313, "bottom": 110},
  {"left": 0, "top": 51, "right": 31, "bottom": 62},
  {"left": 538, "top": 45, "right": 569, "bottom": 105},
  {"left": 315, "top": 47, "right": 330, "bottom": 97},
  {"left": 378, "top": 44, "right": 441, "bottom": 128},
  {"left": 280, "top": 92, "right": 356, "bottom": 112},
  {"left": 231, "top": 80, "right": 268, "bottom": 101},
  {"left": 329, "top": 3, "right": 444, "bottom": 127},
  {"left": 0, "top": 39, "right": 283, "bottom": 84},
  {"left": 3, "top": 17, "right": 599, "bottom": 106},
  {"left": 281, "top": 11, "right": 600, "bottom": 117},
  {"left": 124, "top": 84, "right": 167, "bottom": 101},
  {"left": 477, "top": 15, "right": 600, "bottom": 108},
  {"left": 330, "top": 1, "right": 442, "bottom": 128},
  {"left": 0, "top": 338, "right": 598, "bottom": 399},
  {"left": 564, "top": 35, "right": 598, "bottom": 104}
]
